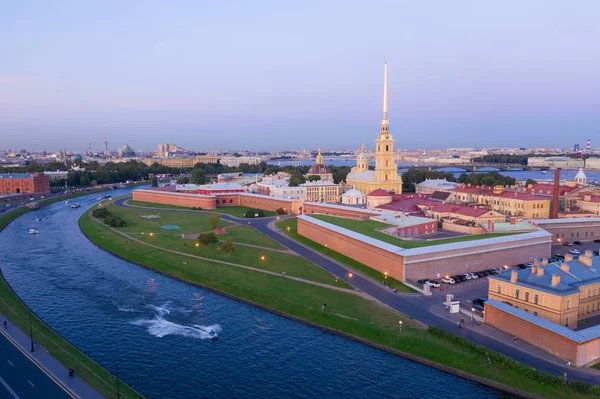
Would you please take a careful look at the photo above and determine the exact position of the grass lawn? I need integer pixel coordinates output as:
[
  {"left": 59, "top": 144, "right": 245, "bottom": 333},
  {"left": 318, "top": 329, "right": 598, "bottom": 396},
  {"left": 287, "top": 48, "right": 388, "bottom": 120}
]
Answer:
[
  {"left": 311, "top": 214, "right": 517, "bottom": 249},
  {"left": 127, "top": 199, "right": 276, "bottom": 218},
  {"left": 219, "top": 225, "right": 285, "bottom": 250},
  {"left": 276, "top": 218, "right": 415, "bottom": 293},
  {"left": 79, "top": 210, "right": 597, "bottom": 399},
  {"left": 105, "top": 203, "right": 231, "bottom": 234},
  {"left": 135, "top": 233, "right": 349, "bottom": 287}
]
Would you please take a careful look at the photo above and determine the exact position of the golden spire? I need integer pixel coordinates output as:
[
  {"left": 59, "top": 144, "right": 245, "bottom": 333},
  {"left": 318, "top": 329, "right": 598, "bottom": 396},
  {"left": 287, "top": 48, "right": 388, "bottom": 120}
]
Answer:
[{"left": 316, "top": 147, "right": 323, "bottom": 164}]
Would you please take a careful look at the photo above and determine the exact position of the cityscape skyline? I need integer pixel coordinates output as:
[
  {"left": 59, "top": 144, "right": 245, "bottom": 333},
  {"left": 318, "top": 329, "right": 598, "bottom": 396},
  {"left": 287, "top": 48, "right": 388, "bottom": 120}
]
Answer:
[{"left": 2, "top": 1, "right": 599, "bottom": 150}]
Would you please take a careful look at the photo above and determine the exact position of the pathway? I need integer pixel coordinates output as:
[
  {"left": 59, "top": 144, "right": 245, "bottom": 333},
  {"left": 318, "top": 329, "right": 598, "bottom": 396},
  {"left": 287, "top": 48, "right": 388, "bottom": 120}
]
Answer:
[
  {"left": 89, "top": 213, "right": 371, "bottom": 299},
  {"left": 0, "top": 312, "right": 103, "bottom": 399}
]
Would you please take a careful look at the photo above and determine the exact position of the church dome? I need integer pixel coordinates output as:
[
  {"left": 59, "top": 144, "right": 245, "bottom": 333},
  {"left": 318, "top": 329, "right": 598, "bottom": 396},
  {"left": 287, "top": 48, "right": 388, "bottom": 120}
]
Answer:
[
  {"left": 308, "top": 163, "right": 332, "bottom": 175},
  {"left": 367, "top": 188, "right": 392, "bottom": 197}
]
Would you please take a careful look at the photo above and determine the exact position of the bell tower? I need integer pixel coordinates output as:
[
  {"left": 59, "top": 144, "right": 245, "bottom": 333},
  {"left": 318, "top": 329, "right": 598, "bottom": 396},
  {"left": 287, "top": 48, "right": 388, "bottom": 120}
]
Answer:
[{"left": 375, "top": 61, "right": 398, "bottom": 183}]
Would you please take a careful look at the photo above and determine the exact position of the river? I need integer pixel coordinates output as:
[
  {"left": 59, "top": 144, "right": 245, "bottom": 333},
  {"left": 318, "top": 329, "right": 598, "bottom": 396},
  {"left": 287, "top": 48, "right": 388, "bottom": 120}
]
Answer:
[{"left": 0, "top": 188, "right": 513, "bottom": 399}]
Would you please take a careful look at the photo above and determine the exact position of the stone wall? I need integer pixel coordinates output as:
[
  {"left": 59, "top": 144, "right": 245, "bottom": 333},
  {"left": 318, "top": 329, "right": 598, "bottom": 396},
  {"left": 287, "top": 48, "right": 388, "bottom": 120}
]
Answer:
[
  {"left": 132, "top": 190, "right": 217, "bottom": 209},
  {"left": 303, "top": 202, "right": 378, "bottom": 220},
  {"left": 535, "top": 218, "right": 600, "bottom": 243},
  {"left": 484, "top": 305, "right": 600, "bottom": 367},
  {"left": 297, "top": 217, "right": 405, "bottom": 281},
  {"left": 239, "top": 194, "right": 302, "bottom": 214}
]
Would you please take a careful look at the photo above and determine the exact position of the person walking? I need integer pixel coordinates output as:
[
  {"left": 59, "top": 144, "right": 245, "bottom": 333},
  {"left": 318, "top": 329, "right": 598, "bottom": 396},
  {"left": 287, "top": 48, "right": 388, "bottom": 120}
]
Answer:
[
  {"left": 321, "top": 304, "right": 327, "bottom": 311},
  {"left": 513, "top": 336, "right": 518, "bottom": 344}
]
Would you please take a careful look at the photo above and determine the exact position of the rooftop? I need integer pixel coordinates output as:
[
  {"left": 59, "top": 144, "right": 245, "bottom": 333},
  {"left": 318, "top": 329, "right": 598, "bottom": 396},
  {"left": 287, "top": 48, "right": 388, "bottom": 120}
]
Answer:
[
  {"left": 490, "top": 254, "right": 600, "bottom": 296},
  {"left": 416, "top": 179, "right": 458, "bottom": 190},
  {"left": 368, "top": 188, "right": 393, "bottom": 197},
  {"left": 372, "top": 212, "right": 434, "bottom": 228}
]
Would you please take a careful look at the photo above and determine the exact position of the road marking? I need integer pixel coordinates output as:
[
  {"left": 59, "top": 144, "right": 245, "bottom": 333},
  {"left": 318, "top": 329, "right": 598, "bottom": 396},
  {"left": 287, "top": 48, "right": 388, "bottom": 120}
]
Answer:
[
  {"left": 0, "top": 376, "right": 20, "bottom": 399},
  {"left": 27, "top": 380, "right": 34, "bottom": 387},
  {"left": 7, "top": 360, "right": 13, "bottom": 366}
]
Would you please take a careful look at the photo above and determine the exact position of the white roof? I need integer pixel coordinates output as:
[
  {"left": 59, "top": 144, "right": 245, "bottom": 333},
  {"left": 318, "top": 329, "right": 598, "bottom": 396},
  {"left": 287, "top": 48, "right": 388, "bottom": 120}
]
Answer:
[
  {"left": 342, "top": 189, "right": 365, "bottom": 197},
  {"left": 346, "top": 170, "right": 376, "bottom": 181},
  {"left": 197, "top": 182, "right": 243, "bottom": 190},
  {"left": 415, "top": 179, "right": 458, "bottom": 190}
]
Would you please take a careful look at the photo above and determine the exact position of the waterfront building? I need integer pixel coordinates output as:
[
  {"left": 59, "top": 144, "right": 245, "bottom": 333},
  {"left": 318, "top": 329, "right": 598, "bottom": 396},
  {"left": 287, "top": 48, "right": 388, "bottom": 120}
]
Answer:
[
  {"left": 306, "top": 149, "right": 334, "bottom": 182},
  {"left": 269, "top": 185, "right": 305, "bottom": 199},
  {"left": 346, "top": 62, "right": 403, "bottom": 195},
  {"left": 219, "top": 156, "right": 262, "bottom": 167},
  {"left": 43, "top": 170, "right": 69, "bottom": 182},
  {"left": 142, "top": 154, "right": 219, "bottom": 168},
  {"left": 0, "top": 173, "right": 50, "bottom": 194},
  {"left": 585, "top": 157, "right": 600, "bottom": 170},
  {"left": 527, "top": 157, "right": 584, "bottom": 169}
]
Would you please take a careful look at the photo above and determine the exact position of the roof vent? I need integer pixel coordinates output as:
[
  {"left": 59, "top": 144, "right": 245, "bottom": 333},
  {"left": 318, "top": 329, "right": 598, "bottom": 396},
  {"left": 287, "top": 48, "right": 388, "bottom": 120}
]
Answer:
[
  {"left": 560, "top": 263, "right": 570, "bottom": 273},
  {"left": 536, "top": 267, "right": 544, "bottom": 276},
  {"left": 551, "top": 274, "right": 561, "bottom": 286},
  {"left": 510, "top": 270, "right": 518, "bottom": 282}
]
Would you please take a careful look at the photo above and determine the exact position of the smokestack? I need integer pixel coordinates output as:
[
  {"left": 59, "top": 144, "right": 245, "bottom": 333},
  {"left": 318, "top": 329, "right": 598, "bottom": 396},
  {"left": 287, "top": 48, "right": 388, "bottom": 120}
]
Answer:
[{"left": 551, "top": 168, "right": 561, "bottom": 219}]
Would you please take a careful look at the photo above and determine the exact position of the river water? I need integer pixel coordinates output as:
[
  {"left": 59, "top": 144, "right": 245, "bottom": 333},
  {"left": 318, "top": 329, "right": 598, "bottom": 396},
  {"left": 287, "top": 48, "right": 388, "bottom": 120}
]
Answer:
[{"left": 0, "top": 189, "right": 513, "bottom": 399}]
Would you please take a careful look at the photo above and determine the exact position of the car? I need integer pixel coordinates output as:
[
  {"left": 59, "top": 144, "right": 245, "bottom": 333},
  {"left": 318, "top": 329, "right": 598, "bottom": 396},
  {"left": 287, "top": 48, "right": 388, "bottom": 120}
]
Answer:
[
  {"left": 441, "top": 277, "right": 455, "bottom": 284},
  {"left": 454, "top": 275, "right": 465, "bottom": 282},
  {"left": 594, "top": 239, "right": 600, "bottom": 243},
  {"left": 417, "top": 279, "right": 428, "bottom": 285},
  {"left": 470, "top": 273, "right": 479, "bottom": 279},
  {"left": 565, "top": 242, "right": 575, "bottom": 246},
  {"left": 463, "top": 274, "right": 473, "bottom": 280},
  {"left": 555, "top": 254, "right": 564, "bottom": 260},
  {"left": 476, "top": 272, "right": 486, "bottom": 278},
  {"left": 574, "top": 241, "right": 583, "bottom": 245},
  {"left": 425, "top": 280, "right": 440, "bottom": 288},
  {"left": 473, "top": 304, "right": 484, "bottom": 311},
  {"left": 489, "top": 269, "right": 499, "bottom": 275},
  {"left": 569, "top": 249, "right": 580, "bottom": 255},
  {"left": 481, "top": 270, "right": 490, "bottom": 277}
]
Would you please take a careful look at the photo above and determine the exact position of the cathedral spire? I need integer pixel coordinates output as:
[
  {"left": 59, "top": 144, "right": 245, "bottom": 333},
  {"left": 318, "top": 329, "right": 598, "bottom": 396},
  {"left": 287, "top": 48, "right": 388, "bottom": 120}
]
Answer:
[{"left": 382, "top": 60, "right": 388, "bottom": 122}]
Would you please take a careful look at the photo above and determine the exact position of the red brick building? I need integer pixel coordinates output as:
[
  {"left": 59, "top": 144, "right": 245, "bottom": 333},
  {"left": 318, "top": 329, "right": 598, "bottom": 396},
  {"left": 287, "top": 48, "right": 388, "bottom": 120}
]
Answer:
[{"left": 0, "top": 173, "right": 50, "bottom": 195}]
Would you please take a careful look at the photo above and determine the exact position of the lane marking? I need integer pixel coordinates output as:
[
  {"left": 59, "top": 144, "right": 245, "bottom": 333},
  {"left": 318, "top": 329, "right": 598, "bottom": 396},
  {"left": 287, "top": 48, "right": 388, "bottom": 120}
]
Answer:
[
  {"left": 7, "top": 360, "right": 13, "bottom": 366},
  {"left": 0, "top": 330, "right": 77, "bottom": 399},
  {"left": 0, "top": 375, "right": 20, "bottom": 399},
  {"left": 27, "top": 380, "right": 34, "bottom": 387}
]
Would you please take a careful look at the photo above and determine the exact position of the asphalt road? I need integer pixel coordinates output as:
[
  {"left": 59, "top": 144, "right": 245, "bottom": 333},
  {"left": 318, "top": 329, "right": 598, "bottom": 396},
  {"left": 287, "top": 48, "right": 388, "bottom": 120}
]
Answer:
[
  {"left": 116, "top": 199, "right": 600, "bottom": 385},
  {"left": 0, "top": 333, "right": 73, "bottom": 399}
]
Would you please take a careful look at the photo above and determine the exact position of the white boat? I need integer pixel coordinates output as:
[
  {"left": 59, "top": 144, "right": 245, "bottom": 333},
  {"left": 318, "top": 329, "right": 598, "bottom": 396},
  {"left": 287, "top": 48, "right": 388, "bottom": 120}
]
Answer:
[
  {"left": 65, "top": 201, "right": 69, "bottom": 206},
  {"left": 28, "top": 228, "right": 39, "bottom": 235},
  {"left": 541, "top": 171, "right": 547, "bottom": 174}
]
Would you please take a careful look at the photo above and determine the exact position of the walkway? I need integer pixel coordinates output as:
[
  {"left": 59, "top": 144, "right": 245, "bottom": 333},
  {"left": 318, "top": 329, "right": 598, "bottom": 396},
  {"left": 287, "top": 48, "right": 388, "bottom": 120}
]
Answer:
[
  {"left": 89, "top": 213, "right": 370, "bottom": 299},
  {"left": 115, "top": 197, "right": 600, "bottom": 384},
  {"left": 0, "top": 312, "right": 103, "bottom": 399}
]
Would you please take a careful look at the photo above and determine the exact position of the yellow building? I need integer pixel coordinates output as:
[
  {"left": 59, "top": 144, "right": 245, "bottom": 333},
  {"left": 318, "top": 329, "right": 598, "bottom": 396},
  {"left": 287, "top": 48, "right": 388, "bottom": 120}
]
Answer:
[
  {"left": 346, "top": 62, "right": 403, "bottom": 195},
  {"left": 301, "top": 181, "right": 340, "bottom": 203},
  {"left": 488, "top": 252, "right": 600, "bottom": 329}
]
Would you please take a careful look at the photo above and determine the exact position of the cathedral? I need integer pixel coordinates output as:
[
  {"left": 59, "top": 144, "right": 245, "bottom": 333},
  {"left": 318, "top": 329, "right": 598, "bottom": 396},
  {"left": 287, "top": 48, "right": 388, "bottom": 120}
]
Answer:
[{"left": 346, "top": 62, "right": 403, "bottom": 195}]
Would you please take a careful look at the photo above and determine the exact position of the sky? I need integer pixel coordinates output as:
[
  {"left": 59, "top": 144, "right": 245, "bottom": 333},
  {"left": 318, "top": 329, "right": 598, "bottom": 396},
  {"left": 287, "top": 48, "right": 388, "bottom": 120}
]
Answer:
[{"left": 1, "top": 0, "right": 599, "bottom": 152}]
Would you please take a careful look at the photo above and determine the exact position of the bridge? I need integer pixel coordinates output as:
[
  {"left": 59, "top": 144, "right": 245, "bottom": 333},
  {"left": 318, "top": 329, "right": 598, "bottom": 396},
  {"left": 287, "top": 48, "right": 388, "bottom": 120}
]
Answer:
[{"left": 405, "top": 163, "right": 549, "bottom": 172}]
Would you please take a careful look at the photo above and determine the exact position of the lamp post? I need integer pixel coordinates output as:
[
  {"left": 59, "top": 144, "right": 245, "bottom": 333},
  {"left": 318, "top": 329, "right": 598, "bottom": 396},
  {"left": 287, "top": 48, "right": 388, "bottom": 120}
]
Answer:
[
  {"left": 471, "top": 308, "right": 475, "bottom": 324},
  {"left": 29, "top": 312, "right": 34, "bottom": 352}
]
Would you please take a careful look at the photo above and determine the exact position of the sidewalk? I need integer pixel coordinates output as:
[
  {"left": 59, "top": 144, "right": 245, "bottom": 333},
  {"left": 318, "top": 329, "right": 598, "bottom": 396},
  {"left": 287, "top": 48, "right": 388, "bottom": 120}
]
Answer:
[{"left": 0, "top": 311, "right": 103, "bottom": 399}]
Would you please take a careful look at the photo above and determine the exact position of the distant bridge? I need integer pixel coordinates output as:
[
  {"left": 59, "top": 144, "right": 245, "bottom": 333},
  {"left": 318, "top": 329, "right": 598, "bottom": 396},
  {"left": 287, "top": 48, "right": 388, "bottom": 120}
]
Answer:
[{"left": 405, "top": 163, "right": 549, "bottom": 172}]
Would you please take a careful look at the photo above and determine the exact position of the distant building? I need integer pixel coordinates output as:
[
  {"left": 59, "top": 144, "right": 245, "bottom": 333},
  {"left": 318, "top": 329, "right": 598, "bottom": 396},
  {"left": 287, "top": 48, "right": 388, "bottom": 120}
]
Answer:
[
  {"left": 415, "top": 179, "right": 458, "bottom": 195},
  {"left": 43, "top": 170, "right": 69, "bottom": 182},
  {"left": 527, "top": 156, "right": 584, "bottom": 169},
  {"left": 158, "top": 143, "right": 185, "bottom": 154},
  {"left": 118, "top": 144, "right": 136, "bottom": 158},
  {"left": 219, "top": 156, "right": 262, "bottom": 167},
  {"left": 142, "top": 155, "right": 219, "bottom": 168},
  {"left": 0, "top": 173, "right": 50, "bottom": 195},
  {"left": 306, "top": 149, "right": 333, "bottom": 182},
  {"left": 341, "top": 189, "right": 366, "bottom": 205},
  {"left": 300, "top": 181, "right": 339, "bottom": 203}
]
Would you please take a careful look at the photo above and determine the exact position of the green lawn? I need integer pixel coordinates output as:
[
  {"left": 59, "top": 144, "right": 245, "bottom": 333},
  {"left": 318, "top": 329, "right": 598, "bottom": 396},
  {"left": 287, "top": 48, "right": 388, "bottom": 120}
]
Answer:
[
  {"left": 127, "top": 199, "right": 276, "bottom": 218},
  {"left": 276, "top": 218, "right": 415, "bottom": 293},
  {"left": 79, "top": 210, "right": 597, "bottom": 399},
  {"left": 104, "top": 203, "right": 231, "bottom": 234},
  {"left": 219, "top": 225, "right": 285, "bottom": 250},
  {"left": 311, "top": 214, "right": 517, "bottom": 249}
]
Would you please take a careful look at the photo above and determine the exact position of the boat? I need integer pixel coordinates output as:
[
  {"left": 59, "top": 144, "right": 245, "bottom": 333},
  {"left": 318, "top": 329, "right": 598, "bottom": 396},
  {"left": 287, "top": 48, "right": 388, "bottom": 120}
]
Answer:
[
  {"left": 70, "top": 203, "right": 81, "bottom": 209},
  {"left": 28, "top": 228, "right": 39, "bottom": 235},
  {"left": 65, "top": 201, "right": 69, "bottom": 206},
  {"left": 541, "top": 171, "right": 548, "bottom": 174}
]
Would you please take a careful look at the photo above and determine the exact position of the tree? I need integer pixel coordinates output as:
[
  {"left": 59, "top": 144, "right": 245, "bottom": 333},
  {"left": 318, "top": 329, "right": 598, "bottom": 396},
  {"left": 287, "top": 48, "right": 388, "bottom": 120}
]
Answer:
[
  {"left": 526, "top": 179, "right": 538, "bottom": 187},
  {"left": 198, "top": 232, "right": 219, "bottom": 245},
  {"left": 289, "top": 171, "right": 306, "bottom": 187},
  {"left": 222, "top": 238, "right": 236, "bottom": 256},
  {"left": 307, "top": 175, "right": 321, "bottom": 182},
  {"left": 79, "top": 174, "right": 90, "bottom": 186},
  {"left": 208, "top": 213, "right": 221, "bottom": 229},
  {"left": 176, "top": 177, "right": 189, "bottom": 184},
  {"left": 191, "top": 168, "right": 207, "bottom": 184},
  {"left": 275, "top": 208, "right": 287, "bottom": 215},
  {"left": 151, "top": 176, "right": 158, "bottom": 187}
]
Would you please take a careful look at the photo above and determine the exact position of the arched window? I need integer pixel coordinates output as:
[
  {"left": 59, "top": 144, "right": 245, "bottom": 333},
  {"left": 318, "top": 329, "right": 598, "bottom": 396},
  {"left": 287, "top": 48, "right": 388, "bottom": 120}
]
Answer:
[
  {"left": 414, "top": 227, "right": 418, "bottom": 237},
  {"left": 378, "top": 146, "right": 380, "bottom": 151},
  {"left": 385, "top": 145, "right": 389, "bottom": 151}
]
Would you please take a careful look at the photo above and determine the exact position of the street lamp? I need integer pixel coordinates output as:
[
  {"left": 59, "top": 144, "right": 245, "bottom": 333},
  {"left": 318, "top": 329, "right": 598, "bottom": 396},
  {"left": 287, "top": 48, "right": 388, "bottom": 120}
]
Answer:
[
  {"left": 471, "top": 307, "right": 475, "bottom": 324},
  {"left": 260, "top": 255, "right": 265, "bottom": 261},
  {"left": 348, "top": 273, "right": 353, "bottom": 278}
]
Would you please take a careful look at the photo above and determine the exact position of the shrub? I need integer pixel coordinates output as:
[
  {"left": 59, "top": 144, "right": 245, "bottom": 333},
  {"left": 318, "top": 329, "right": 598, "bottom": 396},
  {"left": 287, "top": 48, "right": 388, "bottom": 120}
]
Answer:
[
  {"left": 222, "top": 238, "right": 235, "bottom": 255},
  {"left": 257, "top": 210, "right": 265, "bottom": 217},
  {"left": 208, "top": 213, "right": 221, "bottom": 229},
  {"left": 275, "top": 208, "right": 286, "bottom": 215},
  {"left": 92, "top": 208, "right": 110, "bottom": 219},
  {"left": 198, "top": 232, "right": 219, "bottom": 245},
  {"left": 245, "top": 209, "right": 258, "bottom": 218}
]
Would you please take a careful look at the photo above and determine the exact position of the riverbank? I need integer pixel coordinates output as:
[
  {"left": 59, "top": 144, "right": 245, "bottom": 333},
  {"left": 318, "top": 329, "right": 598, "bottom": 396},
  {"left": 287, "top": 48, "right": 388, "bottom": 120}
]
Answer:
[
  {"left": 80, "top": 202, "right": 600, "bottom": 399},
  {"left": 0, "top": 189, "right": 145, "bottom": 399}
]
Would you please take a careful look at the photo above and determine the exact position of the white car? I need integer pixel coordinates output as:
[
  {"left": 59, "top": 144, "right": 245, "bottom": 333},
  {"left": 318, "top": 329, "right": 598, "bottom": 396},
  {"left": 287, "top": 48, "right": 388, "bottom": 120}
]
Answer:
[
  {"left": 441, "top": 277, "right": 455, "bottom": 285},
  {"left": 569, "top": 249, "right": 580, "bottom": 255},
  {"left": 469, "top": 273, "right": 479, "bottom": 279},
  {"left": 463, "top": 273, "right": 473, "bottom": 280},
  {"left": 425, "top": 280, "right": 440, "bottom": 288}
]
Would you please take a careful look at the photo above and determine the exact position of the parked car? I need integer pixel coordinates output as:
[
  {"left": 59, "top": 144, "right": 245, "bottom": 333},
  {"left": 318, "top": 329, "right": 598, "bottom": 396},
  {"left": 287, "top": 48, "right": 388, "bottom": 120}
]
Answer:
[
  {"left": 565, "top": 242, "right": 575, "bottom": 246},
  {"left": 425, "top": 280, "right": 440, "bottom": 288},
  {"left": 569, "top": 249, "right": 580, "bottom": 255},
  {"left": 463, "top": 274, "right": 473, "bottom": 280},
  {"left": 454, "top": 275, "right": 466, "bottom": 282},
  {"left": 441, "top": 277, "right": 455, "bottom": 284},
  {"left": 489, "top": 269, "right": 499, "bottom": 275},
  {"left": 469, "top": 273, "right": 479, "bottom": 279},
  {"left": 594, "top": 239, "right": 600, "bottom": 243},
  {"left": 473, "top": 304, "right": 484, "bottom": 311},
  {"left": 574, "top": 241, "right": 583, "bottom": 245},
  {"left": 555, "top": 254, "right": 564, "bottom": 260}
]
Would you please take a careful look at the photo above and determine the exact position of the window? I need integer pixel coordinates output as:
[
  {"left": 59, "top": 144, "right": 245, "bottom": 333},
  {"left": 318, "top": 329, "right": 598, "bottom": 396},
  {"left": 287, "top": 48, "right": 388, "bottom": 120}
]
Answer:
[
  {"left": 533, "top": 294, "right": 539, "bottom": 304},
  {"left": 587, "top": 304, "right": 590, "bottom": 314},
  {"left": 497, "top": 284, "right": 502, "bottom": 294},
  {"left": 595, "top": 287, "right": 598, "bottom": 296},
  {"left": 571, "top": 233, "right": 574, "bottom": 238},
  {"left": 566, "top": 299, "right": 571, "bottom": 309},
  {"left": 525, "top": 292, "right": 530, "bottom": 302},
  {"left": 586, "top": 232, "right": 589, "bottom": 237},
  {"left": 589, "top": 288, "right": 592, "bottom": 297},
  {"left": 565, "top": 316, "right": 570, "bottom": 327},
  {"left": 515, "top": 289, "right": 520, "bottom": 299},
  {"left": 533, "top": 311, "right": 538, "bottom": 316},
  {"left": 577, "top": 232, "right": 580, "bottom": 237}
]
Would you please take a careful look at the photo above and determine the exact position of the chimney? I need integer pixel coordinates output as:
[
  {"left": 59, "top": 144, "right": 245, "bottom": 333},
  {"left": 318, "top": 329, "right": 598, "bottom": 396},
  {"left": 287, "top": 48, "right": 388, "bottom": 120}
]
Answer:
[
  {"left": 542, "top": 258, "right": 549, "bottom": 266},
  {"left": 510, "top": 270, "right": 518, "bottom": 282},
  {"left": 551, "top": 274, "right": 561, "bottom": 286},
  {"left": 581, "top": 252, "right": 593, "bottom": 266},
  {"left": 564, "top": 253, "right": 573, "bottom": 262},
  {"left": 536, "top": 267, "right": 545, "bottom": 276},
  {"left": 560, "top": 263, "right": 570, "bottom": 273},
  {"left": 534, "top": 258, "right": 541, "bottom": 267},
  {"left": 531, "top": 266, "right": 538, "bottom": 274},
  {"left": 551, "top": 168, "right": 561, "bottom": 219},
  {"left": 585, "top": 250, "right": 593, "bottom": 258}
]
